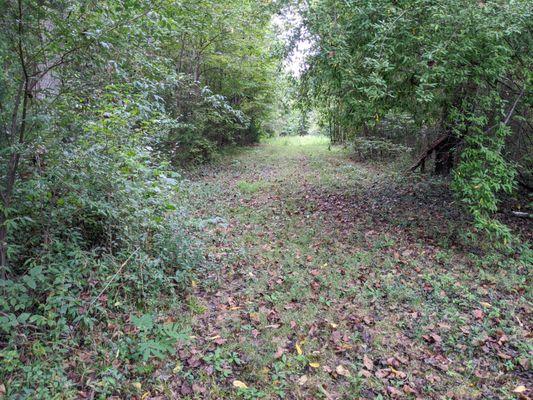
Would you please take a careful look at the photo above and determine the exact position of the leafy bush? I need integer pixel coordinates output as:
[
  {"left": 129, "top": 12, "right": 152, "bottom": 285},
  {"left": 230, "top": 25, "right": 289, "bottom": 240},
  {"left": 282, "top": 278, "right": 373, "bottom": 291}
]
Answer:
[
  {"left": 453, "top": 125, "right": 517, "bottom": 241},
  {"left": 164, "top": 83, "right": 249, "bottom": 164},
  {"left": 349, "top": 137, "right": 412, "bottom": 162},
  {"left": 0, "top": 96, "right": 202, "bottom": 397},
  {"left": 0, "top": 0, "right": 281, "bottom": 396}
]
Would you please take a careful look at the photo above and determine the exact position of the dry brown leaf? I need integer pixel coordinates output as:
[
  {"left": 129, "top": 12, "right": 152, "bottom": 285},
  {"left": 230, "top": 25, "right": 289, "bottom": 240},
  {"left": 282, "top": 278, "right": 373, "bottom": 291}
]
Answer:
[
  {"left": 363, "top": 354, "right": 374, "bottom": 371},
  {"left": 336, "top": 365, "right": 351, "bottom": 377},
  {"left": 513, "top": 385, "right": 527, "bottom": 393},
  {"left": 387, "top": 386, "right": 403, "bottom": 397},
  {"left": 375, "top": 368, "right": 390, "bottom": 379},
  {"left": 473, "top": 309, "right": 484, "bottom": 320},
  {"left": 359, "top": 369, "right": 373, "bottom": 378},
  {"left": 274, "top": 346, "right": 285, "bottom": 359},
  {"left": 232, "top": 380, "right": 248, "bottom": 389}
]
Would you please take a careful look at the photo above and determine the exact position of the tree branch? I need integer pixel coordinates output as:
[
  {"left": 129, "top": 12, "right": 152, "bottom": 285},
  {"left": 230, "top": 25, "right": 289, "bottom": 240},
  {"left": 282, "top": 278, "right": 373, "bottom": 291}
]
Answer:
[{"left": 503, "top": 85, "right": 525, "bottom": 126}]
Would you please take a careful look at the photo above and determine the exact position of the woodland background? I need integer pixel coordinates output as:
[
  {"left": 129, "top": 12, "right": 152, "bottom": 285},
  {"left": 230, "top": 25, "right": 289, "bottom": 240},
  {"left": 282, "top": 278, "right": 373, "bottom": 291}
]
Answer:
[{"left": 0, "top": 0, "right": 531, "bottom": 398}]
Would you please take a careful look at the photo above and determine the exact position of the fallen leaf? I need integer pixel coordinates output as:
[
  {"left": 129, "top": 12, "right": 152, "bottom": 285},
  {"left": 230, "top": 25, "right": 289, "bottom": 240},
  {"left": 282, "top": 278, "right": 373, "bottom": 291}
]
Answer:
[
  {"left": 132, "top": 382, "right": 142, "bottom": 391},
  {"left": 249, "top": 312, "right": 260, "bottom": 322},
  {"left": 298, "top": 375, "right": 308, "bottom": 386},
  {"left": 295, "top": 342, "right": 303, "bottom": 355},
  {"left": 513, "top": 385, "right": 527, "bottom": 393},
  {"left": 390, "top": 367, "right": 407, "bottom": 378},
  {"left": 386, "top": 357, "right": 400, "bottom": 368},
  {"left": 497, "top": 351, "right": 512, "bottom": 360},
  {"left": 387, "top": 386, "right": 403, "bottom": 397},
  {"left": 214, "top": 337, "right": 227, "bottom": 345},
  {"left": 363, "top": 354, "right": 374, "bottom": 371},
  {"left": 375, "top": 368, "right": 390, "bottom": 379},
  {"left": 460, "top": 326, "right": 470, "bottom": 334},
  {"left": 172, "top": 362, "right": 182, "bottom": 374},
  {"left": 336, "top": 365, "right": 351, "bottom": 377},
  {"left": 309, "top": 362, "right": 320, "bottom": 368},
  {"left": 233, "top": 380, "right": 248, "bottom": 389},
  {"left": 359, "top": 369, "right": 373, "bottom": 378},
  {"left": 403, "top": 385, "right": 417, "bottom": 394},
  {"left": 274, "top": 346, "right": 285, "bottom": 358},
  {"left": 497, "top": 333, "right": 508, "bottom": 345},
  {"left": 422, "top": 333, "right": 442, "bottom": 344},
  {"left": 473, "top": 309, "right": 484, "bottom": 320}
]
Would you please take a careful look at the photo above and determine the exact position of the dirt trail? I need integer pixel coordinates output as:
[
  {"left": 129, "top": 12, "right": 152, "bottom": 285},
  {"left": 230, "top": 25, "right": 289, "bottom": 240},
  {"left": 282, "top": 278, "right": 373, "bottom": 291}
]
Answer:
[{"left": 168, "top": 136, "right": 530, "bottom": 400}]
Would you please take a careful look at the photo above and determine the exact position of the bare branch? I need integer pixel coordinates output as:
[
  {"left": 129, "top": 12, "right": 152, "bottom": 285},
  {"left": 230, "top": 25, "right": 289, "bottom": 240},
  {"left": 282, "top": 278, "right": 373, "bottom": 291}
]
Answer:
[{"left": 503, "top": 86, "right": 525, "bottom": 126}]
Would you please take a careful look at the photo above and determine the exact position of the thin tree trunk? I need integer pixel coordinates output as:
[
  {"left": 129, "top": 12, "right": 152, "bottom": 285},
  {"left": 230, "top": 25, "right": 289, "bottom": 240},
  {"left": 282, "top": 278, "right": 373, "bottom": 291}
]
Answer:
[
  {"left": 1, "top": 0, "right": 30, "bottom": 276},
  {"left": 0, "top": 218, "right": 7, "bottom": 276},
  {"left": 434, "top": 132, "right": 458, "bottom": 175}
]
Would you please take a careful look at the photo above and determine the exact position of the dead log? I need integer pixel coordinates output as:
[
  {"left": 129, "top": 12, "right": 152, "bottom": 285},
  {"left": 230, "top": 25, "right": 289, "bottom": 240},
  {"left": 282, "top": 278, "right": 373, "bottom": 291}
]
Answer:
[{"left": 511, "top": 211, "right": 531, "bottom": 218}]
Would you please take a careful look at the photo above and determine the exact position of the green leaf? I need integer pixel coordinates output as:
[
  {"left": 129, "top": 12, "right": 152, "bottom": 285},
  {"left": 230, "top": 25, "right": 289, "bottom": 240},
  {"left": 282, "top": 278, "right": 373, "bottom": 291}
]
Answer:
[
  {"left": 131, "top": 314, "right": 154, "bottom": 331},
  {"left": 22, "top": 275, "right": 36, "bottom": 290}
]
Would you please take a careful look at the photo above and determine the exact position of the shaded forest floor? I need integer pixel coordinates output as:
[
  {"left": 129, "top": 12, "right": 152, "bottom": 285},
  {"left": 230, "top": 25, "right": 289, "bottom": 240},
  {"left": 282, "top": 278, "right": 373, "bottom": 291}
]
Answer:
[{"left": 154, "top": 136, "right": 530, "bottom": 399}]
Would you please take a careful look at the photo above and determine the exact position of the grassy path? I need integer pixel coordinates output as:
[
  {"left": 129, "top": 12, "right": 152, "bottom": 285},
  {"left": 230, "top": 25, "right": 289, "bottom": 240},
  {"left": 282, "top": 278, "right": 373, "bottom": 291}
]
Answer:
[{"left": 167, "top": 137, "right": 529, "bottom": 399}]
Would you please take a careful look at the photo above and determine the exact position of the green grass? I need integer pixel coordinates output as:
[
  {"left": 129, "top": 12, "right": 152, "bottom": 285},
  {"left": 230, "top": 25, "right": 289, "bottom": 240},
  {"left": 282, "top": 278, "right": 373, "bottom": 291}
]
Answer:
[{"left": 237, "top": 180, "right": 266, "bottom": 194}]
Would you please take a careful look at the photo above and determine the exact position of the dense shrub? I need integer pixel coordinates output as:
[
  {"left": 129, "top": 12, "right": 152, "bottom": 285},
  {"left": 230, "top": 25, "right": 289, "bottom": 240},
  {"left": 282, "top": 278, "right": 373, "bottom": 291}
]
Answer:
[
  {"left": 0, "top": 93, "right": 203, "bottom": 396},
  {"left": 163, "top": 83, "right": 250, "bottom": 163}
]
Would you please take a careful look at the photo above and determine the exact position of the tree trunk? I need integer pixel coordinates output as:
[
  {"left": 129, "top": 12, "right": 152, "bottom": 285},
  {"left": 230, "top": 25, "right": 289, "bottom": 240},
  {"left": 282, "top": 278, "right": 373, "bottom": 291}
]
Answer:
[
  {"left": 434, "top": 133, "right": 457, "bottom": 175},
  {"left": 0, "top": 219, "right": 7, "bottom": 278}
]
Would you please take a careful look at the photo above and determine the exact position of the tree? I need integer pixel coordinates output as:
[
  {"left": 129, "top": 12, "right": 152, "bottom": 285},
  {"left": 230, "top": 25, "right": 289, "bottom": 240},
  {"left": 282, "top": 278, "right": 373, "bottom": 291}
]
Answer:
[{"left": 299, "top": 0, "right": 531, "bottom": 239}]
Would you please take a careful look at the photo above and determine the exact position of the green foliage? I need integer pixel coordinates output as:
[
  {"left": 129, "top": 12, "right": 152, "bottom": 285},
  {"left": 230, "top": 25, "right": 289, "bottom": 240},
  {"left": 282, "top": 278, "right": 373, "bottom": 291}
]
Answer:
[
  {"left": 299, "top": 0, "right": 532, "bottom": 238},
  {"left": 0, "top": 0, "right": 282, "bottom": 396},
  {"left": 237, "top": 180, "right": 265, "bottom": 194},
  {"left": 453, "top": 125, "right": 517, "bottom": 241},
  {"left": 350, "top": 137, "right": 412, "bottom": 162},
  {"left": 131, "top": 314, "right": 189, "bottom": 361},
  {"left": 203, "top": 348, "right": 243, "bottom": 378},
  {"left": 164, "top": 85, "right": 249, "bottom": 163}
]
